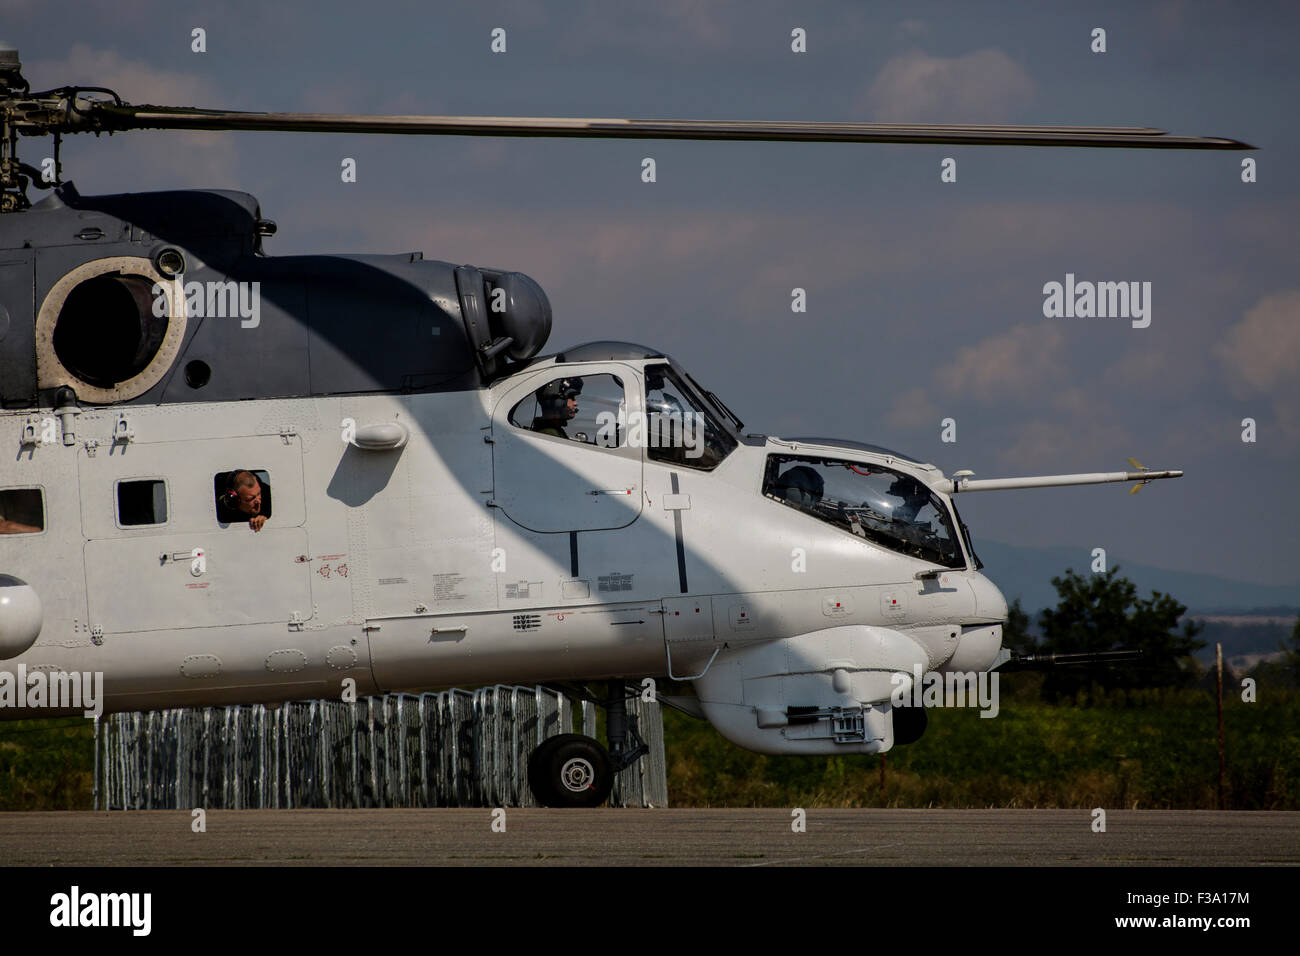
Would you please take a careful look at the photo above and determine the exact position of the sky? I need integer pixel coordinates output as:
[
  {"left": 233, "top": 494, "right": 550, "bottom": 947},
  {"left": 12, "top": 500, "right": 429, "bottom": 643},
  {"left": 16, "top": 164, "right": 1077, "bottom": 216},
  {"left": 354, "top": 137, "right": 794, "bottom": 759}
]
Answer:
[{"left": 5, "top": 0, "right": 1298, "bottom": 592}]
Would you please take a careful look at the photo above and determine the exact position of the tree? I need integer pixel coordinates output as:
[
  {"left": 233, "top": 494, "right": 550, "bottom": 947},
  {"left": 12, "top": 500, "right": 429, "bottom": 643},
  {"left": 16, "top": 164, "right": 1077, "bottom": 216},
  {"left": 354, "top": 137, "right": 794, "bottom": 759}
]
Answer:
[
  {"left": 1282, "top": 616, "right": 1300, "bottom": 686},
  {"left": 1036, "top": 566, "right": 1205, "bottom": 699}
]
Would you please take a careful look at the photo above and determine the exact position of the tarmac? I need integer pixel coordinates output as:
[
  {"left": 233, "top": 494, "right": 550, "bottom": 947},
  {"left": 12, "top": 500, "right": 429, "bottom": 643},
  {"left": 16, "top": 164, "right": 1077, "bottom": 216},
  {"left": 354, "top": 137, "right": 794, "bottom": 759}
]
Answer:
[{"left": 1, "top": 809, "right": 1295, "bottom": 866}]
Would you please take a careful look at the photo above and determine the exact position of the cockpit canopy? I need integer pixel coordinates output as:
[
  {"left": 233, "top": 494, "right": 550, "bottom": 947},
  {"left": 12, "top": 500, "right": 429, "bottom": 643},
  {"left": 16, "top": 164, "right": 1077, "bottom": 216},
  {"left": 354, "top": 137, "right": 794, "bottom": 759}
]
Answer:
[{"left": 763, "top": 453, "right": 967, "bottom": 569}]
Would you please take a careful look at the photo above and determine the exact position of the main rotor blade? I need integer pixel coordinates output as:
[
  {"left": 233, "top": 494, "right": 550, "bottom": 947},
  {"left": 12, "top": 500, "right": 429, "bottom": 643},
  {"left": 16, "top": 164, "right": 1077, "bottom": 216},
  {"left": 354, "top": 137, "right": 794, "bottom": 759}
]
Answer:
[{"left": 88, "top": 105, "right": 1255, "bottom": 149}]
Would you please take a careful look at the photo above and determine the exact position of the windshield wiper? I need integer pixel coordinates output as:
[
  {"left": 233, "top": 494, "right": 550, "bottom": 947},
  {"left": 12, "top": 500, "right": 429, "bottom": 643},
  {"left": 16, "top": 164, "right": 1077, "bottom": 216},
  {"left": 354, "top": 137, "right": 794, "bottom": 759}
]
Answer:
[
  {"left": 685, "top": 372, "right": 744, "bottom": 432},
  {"left": 705, "top": 389, "right": 744, "bottom": 432}
]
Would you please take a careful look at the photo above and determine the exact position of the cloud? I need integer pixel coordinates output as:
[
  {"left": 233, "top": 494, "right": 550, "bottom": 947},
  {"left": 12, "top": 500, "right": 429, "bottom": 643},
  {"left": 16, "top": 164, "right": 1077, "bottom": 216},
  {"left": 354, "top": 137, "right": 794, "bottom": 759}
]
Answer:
[
  {"left": 885, "top": 386, "right": 939, "bottom": 429},
  {"left": 1103, "top": 345, "right": 1206, "bottom": 396},
  {"left": 861, "top": 48, "right": 1036, "bottom": 123},
  {"left": 1156, "top": 0, "right": 1188, "bottom": 36},
  {"left": 567, "top": 0, "right": 737, "bottom": 55},
  {"left": 0, "top": 0, "right": 43, "bottom": 18},
  {"left": 886, "top": 327, "right": 1102, "bottom": 454},
  {"left": 27, "top": 43, "right": 216, "bottom": 106},
  {"left": 1216, "top": 289, "right": 1300, "bottom": 446},
  {"left": 895, "top": 20, "right": 929, "bottom": 42},
  {"left": 939, "top": 323, "right": 1067, "bottom": 403},
  {"left": 1215, "top": 290, "right": 1300, "bottom": 396},
  {"left": 1000, "top": 419, "right": 1136, "bottom": 471},
  {"left": 284, "top": 192, "right": 1216, "bottom": 301}
]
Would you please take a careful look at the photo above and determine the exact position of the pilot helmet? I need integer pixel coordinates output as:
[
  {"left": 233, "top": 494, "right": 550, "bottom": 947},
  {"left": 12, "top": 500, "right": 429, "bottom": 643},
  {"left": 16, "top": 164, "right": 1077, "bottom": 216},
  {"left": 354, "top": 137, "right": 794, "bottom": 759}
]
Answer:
[
  {"left": 775, "top": 465, "right": 824, "bottom": 507},
  {"left": 887, "top": 475, "right": 927, "bottom": 500},
  {"left": 537, "top": 377, "right": 582, "bottom": 418}
]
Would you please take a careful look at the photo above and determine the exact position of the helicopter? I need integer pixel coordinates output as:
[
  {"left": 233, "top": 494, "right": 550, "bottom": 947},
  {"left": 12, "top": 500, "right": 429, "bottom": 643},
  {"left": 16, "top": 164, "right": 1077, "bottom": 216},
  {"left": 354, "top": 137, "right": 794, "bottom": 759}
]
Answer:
[{"left": 0, "top": 43, "right": 1250, "bottom": 807}]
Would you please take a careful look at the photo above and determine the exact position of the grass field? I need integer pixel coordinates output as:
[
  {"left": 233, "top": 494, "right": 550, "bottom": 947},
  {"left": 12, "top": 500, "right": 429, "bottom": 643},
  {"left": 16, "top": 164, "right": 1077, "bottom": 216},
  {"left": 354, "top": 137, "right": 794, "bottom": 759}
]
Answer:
[
  {"left": 2, "top": 676, "right": 1295, "bottom": 810},
  {"left": 665, "top": 675, "right": 1299, "bottom": 809},
  {"left": 0, "top": 716, "right": 94, "bottom": 811}
]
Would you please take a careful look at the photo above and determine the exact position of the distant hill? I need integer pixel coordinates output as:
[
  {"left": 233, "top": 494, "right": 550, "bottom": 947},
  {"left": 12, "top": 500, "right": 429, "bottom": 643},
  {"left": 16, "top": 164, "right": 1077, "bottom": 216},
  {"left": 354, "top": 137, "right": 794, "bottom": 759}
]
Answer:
[
  {"left": 976, "top": 540, "right": 1298, "bottom": 663},
  {"left": 975, "top": 540, "right": 1300, "bottom": 616}
]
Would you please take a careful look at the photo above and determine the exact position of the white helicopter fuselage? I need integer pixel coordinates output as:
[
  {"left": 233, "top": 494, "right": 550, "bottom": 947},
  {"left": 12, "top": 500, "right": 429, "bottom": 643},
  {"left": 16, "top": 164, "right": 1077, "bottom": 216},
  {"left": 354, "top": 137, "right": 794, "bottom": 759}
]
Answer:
[
  {"left": 1, "top": 349, "right": 1011, "bottom": 755},
  {"left": 0, "top": 48, "right": 1228, "bottom": 767}
]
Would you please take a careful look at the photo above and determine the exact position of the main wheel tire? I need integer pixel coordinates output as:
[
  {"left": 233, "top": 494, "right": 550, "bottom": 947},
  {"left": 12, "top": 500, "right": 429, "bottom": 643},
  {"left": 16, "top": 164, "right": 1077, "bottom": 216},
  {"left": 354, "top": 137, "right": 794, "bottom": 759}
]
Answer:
[
  {"left": 527, "top": 735, "right": 561, "bottom": 806},
  {"left": 527, "top": 734, "right": 614, "bottom": 808}
]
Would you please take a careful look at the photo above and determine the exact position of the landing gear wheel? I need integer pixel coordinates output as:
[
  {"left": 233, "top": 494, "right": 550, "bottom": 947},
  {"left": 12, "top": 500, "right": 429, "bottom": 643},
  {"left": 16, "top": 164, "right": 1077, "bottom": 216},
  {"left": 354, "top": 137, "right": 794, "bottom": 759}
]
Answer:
[{"left": 528, "top": 734, "right": 614, "bottom": 808}]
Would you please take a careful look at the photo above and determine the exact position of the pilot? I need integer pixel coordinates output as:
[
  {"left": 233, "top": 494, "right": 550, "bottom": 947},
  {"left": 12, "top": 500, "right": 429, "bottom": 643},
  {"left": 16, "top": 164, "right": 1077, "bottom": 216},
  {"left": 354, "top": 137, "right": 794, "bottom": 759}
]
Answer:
[
  {"left": 217, "top": 470, "right": 272, "bottom": 531},
  {"left": 772, "top": 465, "right": 824, "bottom": 509},
  {"left": 888, "top": 476, "right": 931, "bottom": 523},
  {"left": 532, "top": 378, "right": 582, "bottom": 438}
]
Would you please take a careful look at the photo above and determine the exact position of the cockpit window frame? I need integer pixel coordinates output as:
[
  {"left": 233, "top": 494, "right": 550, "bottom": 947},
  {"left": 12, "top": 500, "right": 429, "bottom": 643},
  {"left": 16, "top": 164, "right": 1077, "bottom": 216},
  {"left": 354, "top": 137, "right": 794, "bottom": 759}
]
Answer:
[
  {"left": 643, "top": 362, "right": 738, "bottom": 472},
  {"left": 762, "top": 453, "right": 970, "bottom": 570},
  {"left": 507, "top": 372, "right": 629, "bottom": 451},
  {"left": 949, "top": 499, "right": 982, "bottom": 570},
  {"left": 681, "top": 368, "right": 744, "bottom": 436}
]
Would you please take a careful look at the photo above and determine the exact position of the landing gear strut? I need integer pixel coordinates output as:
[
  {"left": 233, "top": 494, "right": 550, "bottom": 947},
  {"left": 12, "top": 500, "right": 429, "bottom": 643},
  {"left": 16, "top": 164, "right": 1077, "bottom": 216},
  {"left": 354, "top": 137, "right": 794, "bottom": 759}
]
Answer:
[{"left": 527, "top": 679, "right": 649, "bottom": 807}]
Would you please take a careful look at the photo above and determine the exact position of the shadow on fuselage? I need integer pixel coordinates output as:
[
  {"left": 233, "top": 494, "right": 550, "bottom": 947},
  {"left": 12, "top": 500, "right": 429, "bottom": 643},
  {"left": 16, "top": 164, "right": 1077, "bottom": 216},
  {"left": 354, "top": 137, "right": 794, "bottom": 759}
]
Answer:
[{"left": 326, "top": 443, "right": 403, "bottom": 507}]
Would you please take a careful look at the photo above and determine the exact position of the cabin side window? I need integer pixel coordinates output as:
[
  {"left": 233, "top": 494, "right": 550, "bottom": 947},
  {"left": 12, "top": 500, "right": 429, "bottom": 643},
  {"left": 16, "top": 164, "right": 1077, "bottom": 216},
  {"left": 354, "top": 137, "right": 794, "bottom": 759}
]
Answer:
[
  {"left": 0, "top": 488, "right": 44, "bottom": 534},
  {"left": 508, "top": 374, "right": 627, "bottom": 449},
  {"left": 117, "top": 479, "right": 169, "bottom": 527}
]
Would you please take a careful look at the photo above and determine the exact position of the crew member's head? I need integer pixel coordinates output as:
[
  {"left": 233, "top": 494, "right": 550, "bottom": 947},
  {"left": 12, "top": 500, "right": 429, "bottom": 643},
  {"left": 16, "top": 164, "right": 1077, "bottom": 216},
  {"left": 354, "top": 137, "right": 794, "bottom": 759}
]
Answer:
[
  {"left": 537, "top": 378, "right": 582, "bottom": 422},
  {"left": 774, "top": 465, "right": 824, "bottom": 508},
  {"left": 230, "top": 470, "right": 263, "bottom": 515},
  {"left": 888, "top": 476, "right": 928, "bottom": 504}
]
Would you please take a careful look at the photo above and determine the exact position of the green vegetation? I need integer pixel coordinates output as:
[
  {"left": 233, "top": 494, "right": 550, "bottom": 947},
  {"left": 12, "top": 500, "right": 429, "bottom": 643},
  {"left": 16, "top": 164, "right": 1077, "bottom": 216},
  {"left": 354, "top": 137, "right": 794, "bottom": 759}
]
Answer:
[
  {"left": 1249, "top": 616, "right": 1300, "bottom": 689},
  {"left": 0, "top": 717, "right": 94, "bottom": 810},
  {"left": 1027, "top": 567, "right": 1205, "bottom": 698},
  {"left": 665, "top": 677, "right": 1299, "bottom": 809},
  {"left": 1, "top": 683, "right": 1295, "bottom": 810},
  {"left": 1287, "top": 617, "right": 1300, "bottom": 684}
]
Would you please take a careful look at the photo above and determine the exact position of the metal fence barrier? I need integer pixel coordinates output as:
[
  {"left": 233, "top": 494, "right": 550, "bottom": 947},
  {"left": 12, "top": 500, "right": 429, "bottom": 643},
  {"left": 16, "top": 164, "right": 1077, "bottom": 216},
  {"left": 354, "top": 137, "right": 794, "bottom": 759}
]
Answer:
[{"left": 93, "top": 685, "right": 668, "bottom": 810}]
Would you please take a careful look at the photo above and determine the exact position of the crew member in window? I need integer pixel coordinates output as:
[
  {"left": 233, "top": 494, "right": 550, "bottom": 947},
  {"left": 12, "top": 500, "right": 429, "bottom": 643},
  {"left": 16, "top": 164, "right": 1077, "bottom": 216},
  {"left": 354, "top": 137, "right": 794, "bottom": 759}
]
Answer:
[
  {"left": 0, "top": 510, "right": 39, "bottom": 534},
  {"left": 532, "top": 378, "right": 582, "bottom": 438},
  {"left": 772, "top": 465, "right": 824, "bottom": 509},
  {"left": 888, "top": 476, "right": 931, "bottom": 523},
  {"left": 217, "top": 470, "right": 272, "bottom": 531}
]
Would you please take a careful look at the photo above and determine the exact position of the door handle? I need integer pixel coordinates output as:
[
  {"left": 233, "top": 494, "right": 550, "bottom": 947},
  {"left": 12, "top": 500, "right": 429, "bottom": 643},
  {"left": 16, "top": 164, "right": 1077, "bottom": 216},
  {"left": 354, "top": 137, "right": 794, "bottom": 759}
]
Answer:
[{"left": 160, "top": 548, "right": 206, "bottom": 576}]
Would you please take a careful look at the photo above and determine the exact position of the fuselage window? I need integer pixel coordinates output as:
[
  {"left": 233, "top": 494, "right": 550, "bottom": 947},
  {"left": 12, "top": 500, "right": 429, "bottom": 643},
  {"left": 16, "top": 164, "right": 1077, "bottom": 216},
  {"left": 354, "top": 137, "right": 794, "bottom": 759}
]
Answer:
[
  {"left": 117, "top": 479, "right": 168, "bottom": 526},
  {"left": 0, "top": 488, "right": 44, "bottom": 534},
  {"left": 509, "top": 374, "right": 627, "bottom": 448},
  {"left": 763, "top": 454, "right": 965, "bottom": 569}
]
